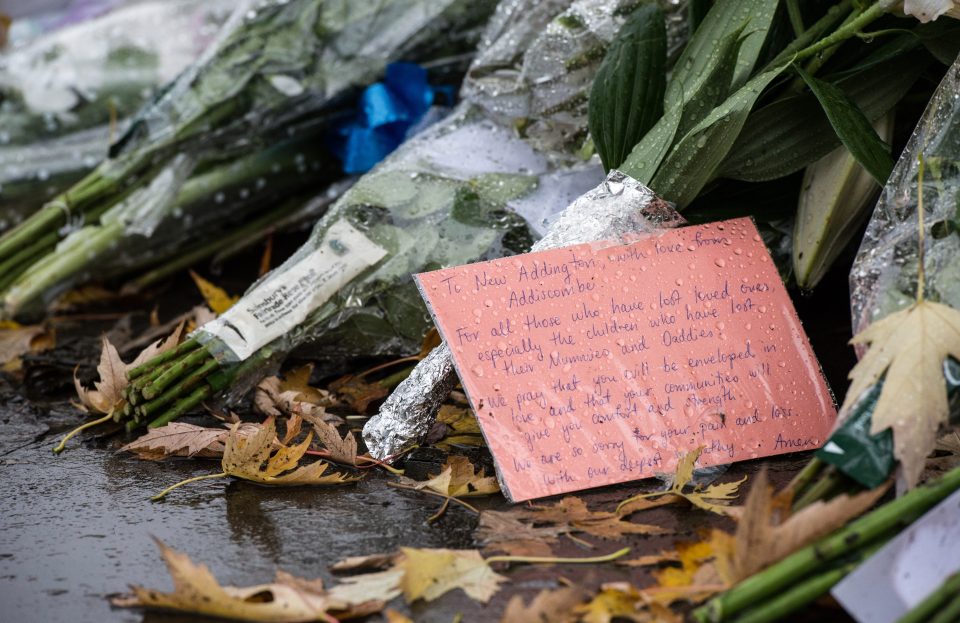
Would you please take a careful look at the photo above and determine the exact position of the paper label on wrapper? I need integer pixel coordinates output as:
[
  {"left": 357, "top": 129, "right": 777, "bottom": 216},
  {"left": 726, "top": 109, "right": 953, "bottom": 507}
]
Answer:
[
  {"left": 202, "top": 221, "right": 387, "bottom": 361},
  {"left": 416, "top": 217, "right": 836, "bottom": 502}
]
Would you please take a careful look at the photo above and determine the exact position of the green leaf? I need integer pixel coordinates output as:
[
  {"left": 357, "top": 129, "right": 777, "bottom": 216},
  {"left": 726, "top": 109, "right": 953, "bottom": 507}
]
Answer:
[
  {"left": 650, "top": 61, "right": 792, "bottom": 208},
  {"left": 619, "top": 20, "right": 748, "bottom": 184},
  {"left": 667, "top": 0, "right": 780, "bottom": 110},
  {"left": 588, "top": 4, "right": 666, "bottom": 171},
  {"left": 721, "top": 43, "right": 927, "bottom": 181},
  {"left": 619, "top": 101, "right": 682, "bottom": 185},
  {"left": 794, "top": 66, "right": 894, "bottom": 186}
]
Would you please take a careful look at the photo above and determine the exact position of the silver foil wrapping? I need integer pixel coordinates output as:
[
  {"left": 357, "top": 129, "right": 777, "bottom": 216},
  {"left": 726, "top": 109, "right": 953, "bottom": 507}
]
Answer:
[{"left": 363, "top": 170, "right": 684, "bottom": 459}]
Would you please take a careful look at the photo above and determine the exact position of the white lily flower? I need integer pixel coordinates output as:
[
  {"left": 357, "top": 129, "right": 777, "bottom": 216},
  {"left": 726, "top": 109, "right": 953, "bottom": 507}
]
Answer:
[{"left": 902, "top": 0, "right": 960, "bottom": 22}]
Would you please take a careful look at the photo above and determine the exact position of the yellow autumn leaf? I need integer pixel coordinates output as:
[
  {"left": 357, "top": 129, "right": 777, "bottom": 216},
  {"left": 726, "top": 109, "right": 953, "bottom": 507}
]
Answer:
[
  {"left": 617, "top": 447, "right": 747, "bottom": 515},
  {"left": 840, "top": 299, "right": 960, "bottom": 487},
  {"left": 649, "top": 531, "right": 734, "bottom": 605},
  {"left": 416, "top": 455, "right": 499, "bottom": 498},
  {"left": 222, "top": 418, "right": 359, "bottom": 486},
  {"left": 151, "top": 418, "right": 359, "bottom": 500},
  {"left": 398, "top": 547, "right": 506, "bottom": 604},
  {"left": 189, "top": 270, "right": 238, "bottom": 314}
]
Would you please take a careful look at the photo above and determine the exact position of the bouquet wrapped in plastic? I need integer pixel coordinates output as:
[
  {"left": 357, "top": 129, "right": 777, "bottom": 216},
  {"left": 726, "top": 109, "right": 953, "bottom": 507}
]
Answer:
[
  {"left": 817, "top": 54, "right": 960, "bottom": 488},
  {"left": 0, "top": 0, "right": 497, "bottom": 318},
  {"left": 0, "top": 0, "right": 232, "bottom": 232},
  {"left": 120, "top": 0, "right": 689, "bottom": 430}
]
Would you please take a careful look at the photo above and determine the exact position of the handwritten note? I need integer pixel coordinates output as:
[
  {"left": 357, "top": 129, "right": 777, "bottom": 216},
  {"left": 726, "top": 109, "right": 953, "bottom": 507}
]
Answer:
[{"left": 416, "top": 218, "right": 836, "bottom": 502}]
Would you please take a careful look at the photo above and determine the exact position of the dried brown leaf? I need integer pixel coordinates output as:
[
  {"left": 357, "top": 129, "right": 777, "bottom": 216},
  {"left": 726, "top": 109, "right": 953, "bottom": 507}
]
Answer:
[
  {"left": 113, "top": 538, "right": 333, "bottom": 622},
  {"left": 121, "top": 422, "right": 262, "bottom": 460},
  {"left": 128, "top": 320, "right": 184, "bottom": 369},
  {"left": 330, "top": 552, "right": 400, "bottom": 574},
  {"left": 305, "top": 415, "right": 358, "bottom": 465},
  {"left": 329, "top": 374, "right": 388, "bottom": 413},
  {"left": 0, "top": 322, "right": 54, "bottom": 371},
  {"left": 726, "top": 469, "right": 887, "bottom": 581},
  {"left": 512, "top": 496, "right": 669, "bottom": 540}
]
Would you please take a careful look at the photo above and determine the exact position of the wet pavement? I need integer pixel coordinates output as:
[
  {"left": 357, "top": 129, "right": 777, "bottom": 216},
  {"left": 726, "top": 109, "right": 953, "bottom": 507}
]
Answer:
[{"left": 0, "top": 245, "right": 858, "bottom": 623}]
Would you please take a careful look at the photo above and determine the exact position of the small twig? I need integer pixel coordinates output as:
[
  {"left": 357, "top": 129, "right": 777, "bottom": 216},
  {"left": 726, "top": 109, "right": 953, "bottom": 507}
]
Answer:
[
  {"left": 918, "top": 154, "right": 926, "bottom": 302},
  {"left": 486, "top": 546, "right": 631, "bottom": 565},
  {"left": 564, "top": 532, "right": 595, "bottom": 549},
  {"left": 151, "top": 472, "right": 228, "bottom": 502},
  {"left": 53, "top": 412, "right": 114, "bottom": 454},
  {"left": 428, "top": 498, "right": 451, "bottom": 523},
  {"left": 357, "top": 356, "right": 420, "bottom": 379},
  {"left": 386, "top": 481, "right": 480, "bottom": 515}
]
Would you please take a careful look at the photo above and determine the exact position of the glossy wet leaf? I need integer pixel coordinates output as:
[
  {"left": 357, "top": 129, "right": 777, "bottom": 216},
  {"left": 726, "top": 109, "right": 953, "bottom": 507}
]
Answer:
[
  {"left": 222, "top": 417, "right": 359, "bottom": 486},
  {"left": 305, "top": 415, "right": 358, "bottom": 465},
  {"left": 413, "top": 455, "right": 499, "bottom": 497},
  {"left": 497, "top": 496, "right": 668, "bottom": 541},
  {"left": 795, "top": 66, "right": 894, "bottom": 186},
  {"left": 588, "top": 3, "right": 666, "bottom": 171}
]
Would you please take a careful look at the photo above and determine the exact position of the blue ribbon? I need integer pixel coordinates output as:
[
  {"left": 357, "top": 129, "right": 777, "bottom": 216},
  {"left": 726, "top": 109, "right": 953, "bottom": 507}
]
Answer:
[{"left": 330, "top": 62, "right": 438, "bottom": 174}]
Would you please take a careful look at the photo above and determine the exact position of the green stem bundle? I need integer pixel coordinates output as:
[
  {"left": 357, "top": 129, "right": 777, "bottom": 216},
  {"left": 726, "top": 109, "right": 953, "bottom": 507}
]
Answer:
[{"left": 694, "top": 465, "right": 960, "bottom": 622}]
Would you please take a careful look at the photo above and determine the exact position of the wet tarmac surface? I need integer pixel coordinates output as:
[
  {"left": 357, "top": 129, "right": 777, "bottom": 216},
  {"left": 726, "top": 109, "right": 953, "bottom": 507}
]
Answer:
[{"left": 0, "top": 244, "right": 859, "bottom": 623}]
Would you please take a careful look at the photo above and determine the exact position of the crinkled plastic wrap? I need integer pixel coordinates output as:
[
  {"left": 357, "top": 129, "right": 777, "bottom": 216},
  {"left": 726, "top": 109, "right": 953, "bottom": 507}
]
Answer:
[
  {"left": 0, "top": 0, "right": 498, "bottom": 317},
  {"left": 192, "top": 0, "right": 688, "bottom": 407},
  {"left": 820, "top": 55, "right": 960, "bottom": 487},
  {"left": 850, "top": 56, "right": 960, "bottom": 333},
  {"left": 0, "top": 0, "right": 232, "bottom": 231},
  {"left": 364, "top": 170, "right": 684, "bottom": 459}
]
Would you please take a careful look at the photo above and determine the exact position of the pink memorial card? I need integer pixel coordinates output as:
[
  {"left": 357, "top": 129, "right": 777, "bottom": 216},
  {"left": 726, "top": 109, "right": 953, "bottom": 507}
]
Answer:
[{"left": 416, "top": 217, "right": 836, "bottom": 502}]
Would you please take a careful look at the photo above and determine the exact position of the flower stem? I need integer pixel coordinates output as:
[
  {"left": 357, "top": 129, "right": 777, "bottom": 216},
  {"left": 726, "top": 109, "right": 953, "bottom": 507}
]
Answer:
[
  {"left": 486, "top": 546, "right": 631, "bottom": 565},
  {"left": 151, "top": 472, "right": 227, "bottom": 502},
  {"left": 53, "top": 412, "right": 114, "bottom": 454},
  {"left": 794, "top": 0, "right": 897, "bottom": 63},
  {"left": 897, "top": 572, "right": 960, "bottom": 623}
]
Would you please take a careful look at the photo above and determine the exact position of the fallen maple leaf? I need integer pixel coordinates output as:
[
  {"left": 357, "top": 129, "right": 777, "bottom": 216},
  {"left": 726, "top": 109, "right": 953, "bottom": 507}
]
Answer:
[
  {"left": 0, "top": 321, "right": 54, "bottom": 372},
  {"left": 73, "top": 336, "right": 128, "bottom": 414},
  {"left": 73, "top": 325, "right": 184, "bottom": 415},
  {"left": 152, "top": 418, "right": 359, "bottom": 500},
  {"left": 413, "top": 455, "right": 499, "bottom": 498},
  {"left": 305, "top": 415, "right": 358, "bottom": 465},
  {"left": 429, "top": 404, "right": 486, "bottom": 450},
  {"left": 222, "top": 418, "right": 358, "bottom": 487},
  {"left": 113, "top": 538, "right": 335, "bottom": 622},
  {"left": 398, "top": 547, "right": 506, "bottom": 604},
  {"left": 509, "top": 496, "right": 669, "bottom": 540},
  {"left": 725, "top": 469, "right": 886, "bottom": 581},
  {"left": 115, "top": 538, "right": 384, "bottom": 622},
  {"left": 476, "top": 509, "right": 565, "bottom": 557},
  {"left": 841, "top": 298, "right": 960, "bottom": 487},
  {"left": 120, "top": 421, "right": 263, "bottom": 460},
  {"left": 189, "top": 270, "right": 238, "bottom": 315},
  {"left": 617, "top": 447, "right": 746, "bottom": 515},
  {"left": 501, "top": 586, "right": 587, "bottom": 623}
]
